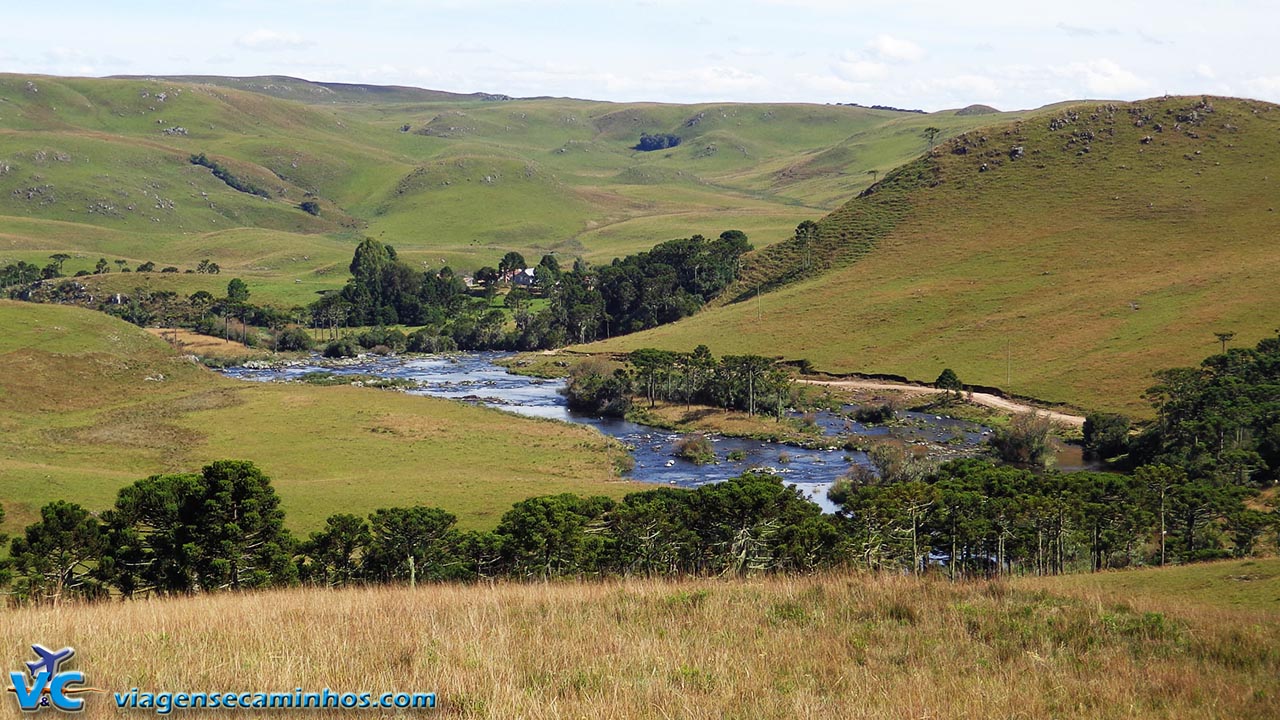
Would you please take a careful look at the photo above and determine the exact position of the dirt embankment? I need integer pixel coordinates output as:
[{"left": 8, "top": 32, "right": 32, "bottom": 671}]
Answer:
[{"left": 798, "top": 378, "right": 1086, "bottom": 428}]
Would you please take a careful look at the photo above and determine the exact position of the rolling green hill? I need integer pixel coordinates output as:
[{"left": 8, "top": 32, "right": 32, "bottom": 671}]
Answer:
[
  {"left": 0, "top": 73, "right": 1022, "bottom": 304},
  {"left": 584, "top": 96, "right": 1280, "bottom": 415},
  {"left": 0, "top": 301, "right": 635, "bottom": 533}
]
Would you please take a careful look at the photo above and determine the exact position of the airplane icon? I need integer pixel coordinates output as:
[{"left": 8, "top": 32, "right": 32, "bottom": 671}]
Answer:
[{"left": 26, "top": 645, "right": 74, "bottom": 678}]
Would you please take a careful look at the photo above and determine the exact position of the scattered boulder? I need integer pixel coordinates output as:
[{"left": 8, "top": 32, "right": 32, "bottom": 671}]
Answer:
[
  {"left": 12, "top": 184, "right": 56, "bottom": 205},
  {"left": 1008, "top": 146, "right": 1024, "bottom": 160}
]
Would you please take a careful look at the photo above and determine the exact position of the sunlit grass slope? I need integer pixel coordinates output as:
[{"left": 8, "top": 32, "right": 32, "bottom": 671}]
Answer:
[
  {"left": 1018, "top": 557, "right": 1280, "bottom": 613},
  {"left": 0, "top": 301, "right": 635, "bottom": 532},
  {"left": 586, "top": 96, "right": 1280, "bottom": 415}
]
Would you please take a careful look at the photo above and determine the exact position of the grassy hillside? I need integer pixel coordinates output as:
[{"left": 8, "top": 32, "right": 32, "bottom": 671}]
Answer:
[
  {"left": 585, "top": 96, "right": 1280, "bottom": 415},
  {"left": 3, "top": 563, "right": 1275, "bottom": 718},
  {"left": 1019, "top": 557, "right": 1280, "bottom": 613},
  {"left": 0, "top": 74, "right": 1023, "bottom": 304},
  {"left": 0, "top": 301, "right": 636, "bottom": 533}
]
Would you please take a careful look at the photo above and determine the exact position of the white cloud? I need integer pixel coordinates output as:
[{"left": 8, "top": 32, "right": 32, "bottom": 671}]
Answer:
[
  {"left": 1241, "top": 75, "right": 1280, "bottom": 100},
  {"left": 795, "top": 72, "right": 873, "bottom": 98},
  {"left": 1058, "top": 59, "right": 1147, "bottom": 96},
  {"left": 1056, "top": 22, "right": 1105, "bottom": 38},
  {"left": 940, "top": 73, "right": 1000, "bottom": 98},
  {"left": 866, "top": 34, "right": 924, "bottom": 63},
  {"left": 822, "top": 34, "right": 920, "bottom": 90},
  {"left": 1195, "top": 63, "right": 1216, "bottom": 79},
  {"left": 44, "top": 47, "right": 87, "bottom": 61},
  {"left": 677, "top": 66, "right": 773, "bottom": 98},
  {"left": 235, "top": 29, "right": 312, "bottom": 51},
  {"left": 833, "top": 56, "right": 888, "bottom": 82}
]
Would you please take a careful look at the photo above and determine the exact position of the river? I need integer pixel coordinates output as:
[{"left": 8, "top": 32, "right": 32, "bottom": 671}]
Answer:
[{"left": 221, "top": 352, "right": 1002, "bottom": 513}]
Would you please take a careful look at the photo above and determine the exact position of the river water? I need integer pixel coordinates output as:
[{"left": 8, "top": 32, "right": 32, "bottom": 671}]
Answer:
[{"left": 221, "top": 352, "right": 997, "bottom": 513}]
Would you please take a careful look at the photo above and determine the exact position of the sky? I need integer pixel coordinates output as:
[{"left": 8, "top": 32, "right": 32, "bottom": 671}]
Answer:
[{"left": 1, "top": 0, "right": 1277, "bottom": 111}]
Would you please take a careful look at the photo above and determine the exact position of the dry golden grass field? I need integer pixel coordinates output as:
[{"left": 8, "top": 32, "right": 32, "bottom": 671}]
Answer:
[{"left": 0, "top": 562, "right": 1276, "bottom": 718}]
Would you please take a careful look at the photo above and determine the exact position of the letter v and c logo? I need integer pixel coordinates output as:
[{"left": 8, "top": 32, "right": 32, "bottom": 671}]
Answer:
[{"left": 9, "top": 670, "right": 87, "bottom": 713}]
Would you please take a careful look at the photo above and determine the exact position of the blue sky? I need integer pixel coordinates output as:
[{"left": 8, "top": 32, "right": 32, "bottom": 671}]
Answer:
[{"left": 1, "top": 0, "right": 1276, "bottom": 110}]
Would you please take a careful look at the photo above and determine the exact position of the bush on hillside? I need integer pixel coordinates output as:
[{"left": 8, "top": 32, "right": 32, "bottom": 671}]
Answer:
[
  {"left": 189, "top": 153, "right": 270, "bottom": 198},
  {"left": 935, "top": 368, "right": 962, "bottom": 391},
  {"left": 634, "top": 133, "right": 681, "bottom": 152}
]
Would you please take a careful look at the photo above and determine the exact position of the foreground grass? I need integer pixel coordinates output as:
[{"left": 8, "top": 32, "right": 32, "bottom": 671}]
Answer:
[
  {"left": 1, "top": 565, "right": 1276, "bottom": 719},
  {"left": 1018, "top": 557, "right": 1280, "bottom": 613},
  {"left": 0, "top": 301, "right": 637, "bottom": 532}
]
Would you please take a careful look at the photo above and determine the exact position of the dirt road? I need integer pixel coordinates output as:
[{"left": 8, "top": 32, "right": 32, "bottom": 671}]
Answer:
[{"left": 798, "top": 378, "right": 1086, "bottom": 429}]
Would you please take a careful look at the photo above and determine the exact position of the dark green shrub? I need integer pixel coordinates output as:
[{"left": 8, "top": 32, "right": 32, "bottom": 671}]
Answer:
[
  {"left": 564, "top": 359, "right": 631, "bottom": 417},
  {"left": 274, "top": 327, "right": 315, "bottom": 352},
  {"left": 322, "top": 337, "right": 361, "bottom": 358},
  {"left": 935, "top": 367, "right": 962, "bottom": 391},
  {"left": 854, "top": 404, "right": 895, "bottom": 424},
  {"left": 674, "top": 435, "right": 716, "bottom": 465},
  {"left": 407, "top": 329, "right": 458, "bottom": 353},
  {"left": 355, "top": 326, "right": 407, "bottom": 352},
  {"left": 1083, "top": 412, "right": 1130, "bottom": 459}
]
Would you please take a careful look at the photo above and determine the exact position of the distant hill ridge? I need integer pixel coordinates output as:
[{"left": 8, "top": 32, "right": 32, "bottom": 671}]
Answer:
[
  {"left": 955, "top": 103, "right": 1000, "bottom": 115},
  {"left": 107, "top": 74, "right": 513, "bottom": 104}
]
